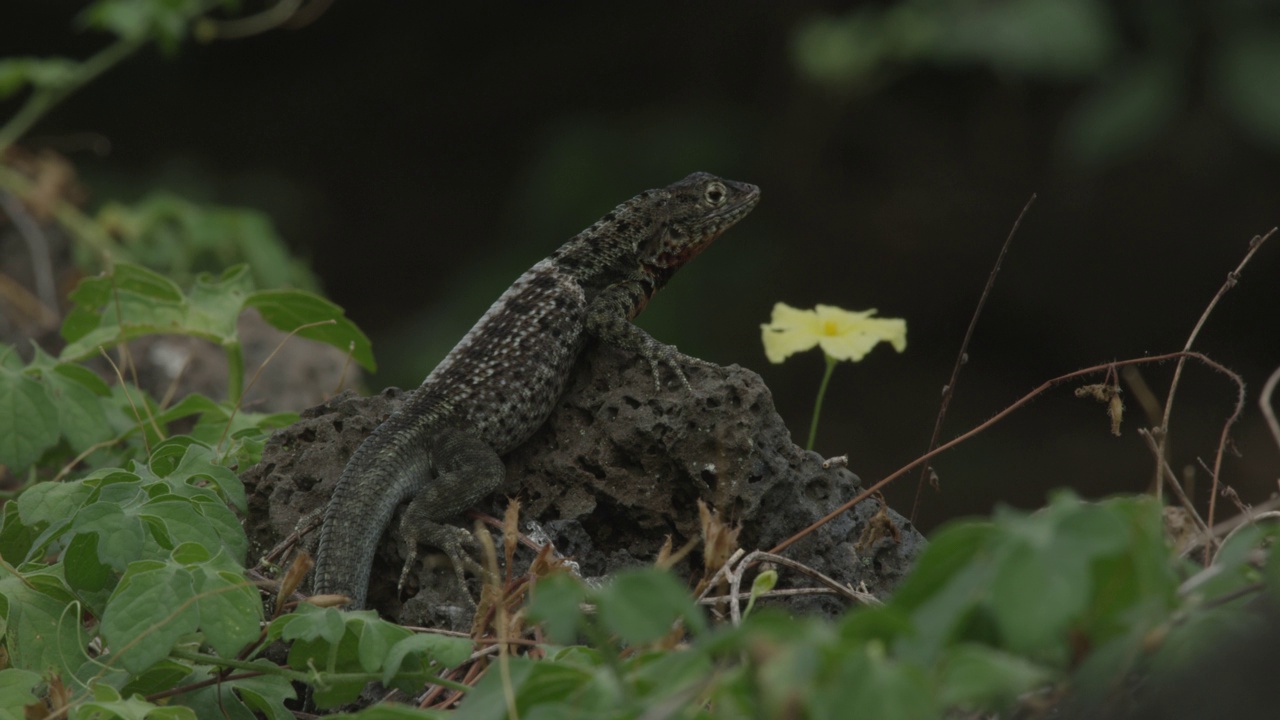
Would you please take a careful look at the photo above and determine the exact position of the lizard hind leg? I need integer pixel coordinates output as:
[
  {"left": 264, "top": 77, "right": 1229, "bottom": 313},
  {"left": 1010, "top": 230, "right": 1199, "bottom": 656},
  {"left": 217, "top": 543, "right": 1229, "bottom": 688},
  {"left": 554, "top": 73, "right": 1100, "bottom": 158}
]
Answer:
[{"left": 395, "top": 427, "right": 504, "bottom": 605}]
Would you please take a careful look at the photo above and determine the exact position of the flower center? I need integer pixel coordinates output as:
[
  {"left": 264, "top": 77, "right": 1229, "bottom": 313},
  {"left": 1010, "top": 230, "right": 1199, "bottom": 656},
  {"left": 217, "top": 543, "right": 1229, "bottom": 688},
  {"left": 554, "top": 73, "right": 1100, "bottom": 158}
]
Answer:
[{"left": 822, "top": 319, "right": 840, "bottom": 336}]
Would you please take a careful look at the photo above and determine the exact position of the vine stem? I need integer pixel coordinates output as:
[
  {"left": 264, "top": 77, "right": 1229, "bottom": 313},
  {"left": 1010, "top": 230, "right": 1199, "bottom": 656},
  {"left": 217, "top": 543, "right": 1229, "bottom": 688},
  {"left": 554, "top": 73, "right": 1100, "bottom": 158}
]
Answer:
[
  {"left": 0, "top": 0, "right": 227, "bottom": 152},
  {"left": 224, "top": 339, "right": 245, "bottom": 403},
  {"left": 0, "top": 36, "right": 144, "bottom": 152}
]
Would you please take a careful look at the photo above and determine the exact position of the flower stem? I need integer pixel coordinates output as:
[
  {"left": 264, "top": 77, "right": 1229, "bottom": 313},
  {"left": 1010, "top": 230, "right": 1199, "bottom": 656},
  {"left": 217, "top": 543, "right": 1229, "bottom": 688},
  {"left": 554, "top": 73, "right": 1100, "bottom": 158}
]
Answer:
[{"left": 806, "top": 353, "right": 838, "bottom": 451}]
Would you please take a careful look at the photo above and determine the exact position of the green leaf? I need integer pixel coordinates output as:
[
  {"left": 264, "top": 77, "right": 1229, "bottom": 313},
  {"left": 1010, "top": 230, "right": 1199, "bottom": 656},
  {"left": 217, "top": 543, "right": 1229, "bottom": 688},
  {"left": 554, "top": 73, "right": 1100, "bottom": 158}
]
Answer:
[
  {"left": 595, "top": 568, "right": 706, "bottom": 645},
  {"left": 812, "top": 642, "right": 936, "bottom": 720},
  {"left": 0, "top": 572, "right": 88, "bottom": 676},
  {"left": 891, "top": 522, "right": 1001, "bottom": 664},
  {"left": 62, "top": 480, "right": 148, "bottom": 571},
  {"left": 77, "top": 0, "right": 207, "bottom": 52},
  {"left": 166, "top": 440, "right": 247, "bottom": 512},
  {"left": 278, "top": 604, "right": 350, "bottom": 646},
  {"left": 382, "top": 633, "right": 473, "bottom": 686},
  {"left": 838, "top": 604, "right": 915, "bottom": 644},
  {"left": 190, "top": 566, "right": 261, "bottom": 660},
  {"left": 64, "top": 530, "right": 115, "bottom": 596},
  {"left": 891, "top": 522, "right": 996, "bottom": 610},
  {"left": 0, "top": 502, "right": 39, "bottom": 569},
  {"left": 526, "top": 572, "right": 588, "bottom": 645},
  {"left": 99, "top": 559, "right": 200, "bottom": 673},
  {"left": 37, "top": 351, "right": 115, "bottom": 452},
  {"left": 1267, "top": 529, "right": 1280, "bottom": 600},
  {"left": 292, "top": 630, "right": 365, "bottom": 708},
  {"left": 119, "top": 659, "right": 193, "bottom": 699},
  {"left": 61, "top": 264, "right": 194, "bottom": 358},
  {"left": 213, "top": 664, "right": 298, "bottom": 720},
  {"left": 59, "top": 263, "right": 252, "bottom": 362},
  {"left": 245, "top": 289, "right": 376, "bottom": 372},
  {"left": 1146, "top": 605, "right": 1264, "bottom": 684},
  {"left": 0, "top": 669, "right": 43, "bottom": 720},
  {"left": 0, "top": 360, "right": 61, "bottom": 471},
  {"left": 0, "top": 346, "right": 117, "bottom": 472},
  {"left": 143, "top": 497, "right": 245, "bottom": 561},
  {"left": 1196, "top": 520, "right": 1280, "bottom": 600},
  {"left": 455, "top": 657, "right": 589, "bottom": 720},
  {"left": 76, "top": 683, "right": 198, "bottom": 719},
  {"left": 16, "top": 472, "right": 97, "bottom": 526},
  {"left": 938, "top": 644, "right": 1053, "bottom": 710},
  {"left": 185, "top": 265, "right": 255, "bottom": 340}
]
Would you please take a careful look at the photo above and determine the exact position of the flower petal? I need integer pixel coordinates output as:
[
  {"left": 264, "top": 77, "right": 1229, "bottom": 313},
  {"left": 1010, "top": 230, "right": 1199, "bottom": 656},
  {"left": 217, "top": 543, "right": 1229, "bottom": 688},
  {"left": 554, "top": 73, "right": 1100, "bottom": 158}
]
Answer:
[
  {"left": 766, "top": 302, "right": 822, "bottom": 332},
  {"left": 817, "top": 316, "right": 908, "bottom": 362},
  {"left": 760, "top": 302, "right": 907, "bottom": 364},
  {"left": 762, "top": 323, "right": 820, "bottom": 363},
  {"left": 814, "top": 304, "right": 877, "bottom": 330}
]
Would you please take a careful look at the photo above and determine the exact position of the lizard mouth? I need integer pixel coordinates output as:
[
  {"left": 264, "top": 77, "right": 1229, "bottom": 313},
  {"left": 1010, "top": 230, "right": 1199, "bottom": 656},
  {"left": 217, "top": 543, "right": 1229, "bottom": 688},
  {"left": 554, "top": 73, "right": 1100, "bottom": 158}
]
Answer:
[
  {"left": 703, "top": 183, "right": 761, "bottom": 235},
  {"left": 650, "top": 183, "right": 762, "bottom": 270},
  {"left": 713, "top": 183, "right": 762, "bottom": 221}
]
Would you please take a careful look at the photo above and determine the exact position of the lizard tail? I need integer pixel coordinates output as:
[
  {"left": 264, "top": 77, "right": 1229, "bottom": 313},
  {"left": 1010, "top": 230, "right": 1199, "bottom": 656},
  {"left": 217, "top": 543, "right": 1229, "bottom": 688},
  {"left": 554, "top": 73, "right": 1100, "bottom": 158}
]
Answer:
[{"left": 312, "top": 408, "right": 434, "bottom": 609}]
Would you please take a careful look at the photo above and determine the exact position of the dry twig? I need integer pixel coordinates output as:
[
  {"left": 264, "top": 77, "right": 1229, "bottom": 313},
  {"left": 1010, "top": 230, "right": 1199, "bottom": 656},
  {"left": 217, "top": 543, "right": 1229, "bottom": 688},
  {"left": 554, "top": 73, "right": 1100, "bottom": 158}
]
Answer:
[
  {"left": 771, "top": 351, "right": 1245, "bottom": 556},
  {"left": 911, "top": 194, "right": 1035, "bottom": 522}
]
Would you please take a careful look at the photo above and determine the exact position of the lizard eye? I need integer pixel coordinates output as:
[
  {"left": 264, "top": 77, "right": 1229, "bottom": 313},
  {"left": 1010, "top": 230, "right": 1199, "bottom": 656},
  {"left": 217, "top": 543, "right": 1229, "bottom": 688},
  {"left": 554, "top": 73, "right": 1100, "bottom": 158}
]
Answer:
[{"left": 704, "top": 182, "right": 726, "bottom": 206}]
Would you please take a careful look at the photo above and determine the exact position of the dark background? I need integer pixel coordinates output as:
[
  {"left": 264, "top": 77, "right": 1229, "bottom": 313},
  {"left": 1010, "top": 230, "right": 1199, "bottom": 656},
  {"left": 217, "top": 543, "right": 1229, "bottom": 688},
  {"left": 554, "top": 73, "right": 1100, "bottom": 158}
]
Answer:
[{"left": 5, "top": 1, "right": 1279, "bottom": 532}]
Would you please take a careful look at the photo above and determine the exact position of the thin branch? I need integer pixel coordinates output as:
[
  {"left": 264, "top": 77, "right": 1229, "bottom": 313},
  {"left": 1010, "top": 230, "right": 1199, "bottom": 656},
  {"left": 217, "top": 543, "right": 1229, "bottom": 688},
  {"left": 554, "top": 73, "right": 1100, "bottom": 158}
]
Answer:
[
  {"left": 1207, "top": 495, "right": 1280, "bottom": 539},
  {"left": 724, "top": 550, "right": 881, "bottom": 625},
  {"left": 1136, "top": 427, "right": 1212, "bottom": 544},
  {"left": 771, "top": 351, "right": 1246, "bottom": 556},
  {"left": 216, "top": 318, "right": 336, "bottom": 457},
  {"left": 698, "top": 587, "right": 844, "bottom": 604},
  {"left": 911, "top": 194, "right": 1035, "bottom": 522},
  {"left": 1152, "top": 228, "right": 1273, "bottom": 514}
]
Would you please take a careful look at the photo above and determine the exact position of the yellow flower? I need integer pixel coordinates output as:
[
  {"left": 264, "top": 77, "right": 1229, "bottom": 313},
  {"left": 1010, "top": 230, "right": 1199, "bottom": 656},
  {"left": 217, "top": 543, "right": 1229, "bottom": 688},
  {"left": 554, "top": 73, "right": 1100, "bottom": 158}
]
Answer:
[{"left": 761, "top": 303, "right": 907, "bottom": 364}]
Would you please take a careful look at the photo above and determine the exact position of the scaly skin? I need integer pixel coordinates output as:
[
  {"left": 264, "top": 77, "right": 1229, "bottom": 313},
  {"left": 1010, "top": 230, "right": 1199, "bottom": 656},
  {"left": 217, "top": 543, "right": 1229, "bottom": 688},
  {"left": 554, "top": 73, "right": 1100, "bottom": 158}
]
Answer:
[{"left": 312, "top": 172, "right": 761, "bottom": 609}]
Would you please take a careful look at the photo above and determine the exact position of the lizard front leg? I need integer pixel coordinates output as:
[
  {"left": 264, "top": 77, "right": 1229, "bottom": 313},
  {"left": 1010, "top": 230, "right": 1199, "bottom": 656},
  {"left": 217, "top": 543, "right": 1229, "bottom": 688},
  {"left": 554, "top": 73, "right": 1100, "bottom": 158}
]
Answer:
[
  {"left": 396, "top": 427, "right": 504, "bottom": 602},
  {"left": 585, "top": 277, "right": 710, "bottom": 392}
]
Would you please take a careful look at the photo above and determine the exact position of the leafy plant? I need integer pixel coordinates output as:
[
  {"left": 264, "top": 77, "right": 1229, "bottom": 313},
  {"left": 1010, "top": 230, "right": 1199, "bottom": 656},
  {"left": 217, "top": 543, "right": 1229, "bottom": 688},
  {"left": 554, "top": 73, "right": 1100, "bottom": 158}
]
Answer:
[
  {"left": 0, "top": 436, "right": 472, "bottom": 718},
  {"left": 0, "top": 262, "right": 370, "bottom": 480},
  {"left": 410, "top": 496, "right": 1279, "bottom": 719}
]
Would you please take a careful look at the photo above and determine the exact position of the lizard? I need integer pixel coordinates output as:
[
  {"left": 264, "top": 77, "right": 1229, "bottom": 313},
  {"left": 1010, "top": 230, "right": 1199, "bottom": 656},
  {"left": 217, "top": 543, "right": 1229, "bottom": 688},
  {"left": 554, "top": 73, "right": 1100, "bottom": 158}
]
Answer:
[{"left": 312, "top": 172, "right": 761, "bottom": 609}]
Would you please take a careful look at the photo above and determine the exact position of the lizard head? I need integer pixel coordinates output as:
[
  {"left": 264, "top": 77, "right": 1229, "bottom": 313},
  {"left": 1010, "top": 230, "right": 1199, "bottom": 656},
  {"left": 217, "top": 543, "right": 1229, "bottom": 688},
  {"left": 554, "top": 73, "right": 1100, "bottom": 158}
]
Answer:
[{"left": 641, "top": 172, "right": 761, "bottom": 272}]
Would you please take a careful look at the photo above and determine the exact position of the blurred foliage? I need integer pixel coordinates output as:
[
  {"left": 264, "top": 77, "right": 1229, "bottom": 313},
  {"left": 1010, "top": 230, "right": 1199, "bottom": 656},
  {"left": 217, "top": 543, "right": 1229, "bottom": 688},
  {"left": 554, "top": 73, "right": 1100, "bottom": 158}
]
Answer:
[
  {"left": 94, "top": 193, "right": 319, "bottom": 292},
  {"left": 76, "top": 0, "right": 221, "bottom": 53},
  {"left": 792, "top": 0, "right": 1280, "bottom": 165},
  {"left": 1, "top": 0, "right": 318, "bottom": 302}
]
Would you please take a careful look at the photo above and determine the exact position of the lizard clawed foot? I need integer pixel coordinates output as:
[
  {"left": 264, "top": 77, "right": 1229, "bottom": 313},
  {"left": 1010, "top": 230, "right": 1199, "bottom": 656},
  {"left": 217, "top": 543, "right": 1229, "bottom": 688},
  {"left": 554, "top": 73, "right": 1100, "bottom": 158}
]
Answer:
[
  {"left": 638, "top": 339, "right": 717, "bottom": 392},
  {"left": 398, "top": 520, "right": 491, "bottom": 608}
]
